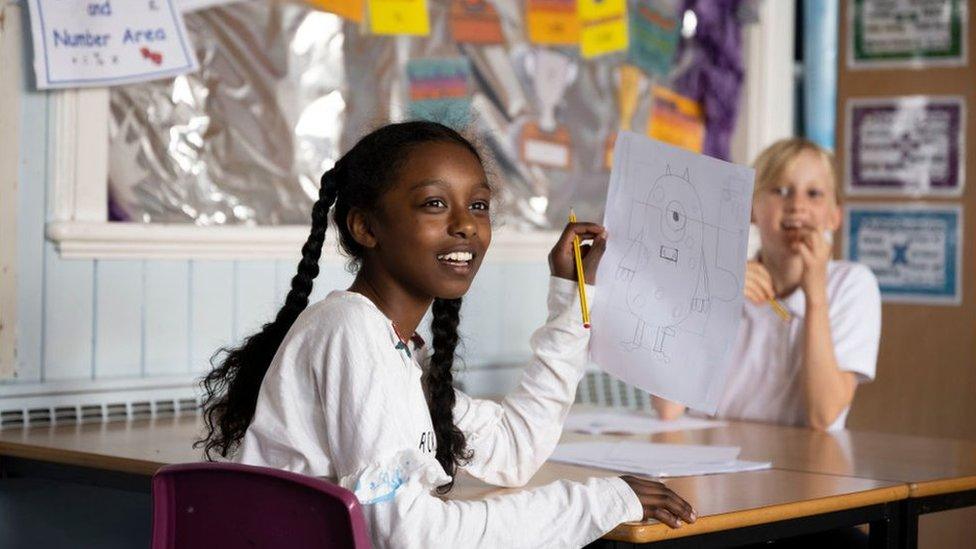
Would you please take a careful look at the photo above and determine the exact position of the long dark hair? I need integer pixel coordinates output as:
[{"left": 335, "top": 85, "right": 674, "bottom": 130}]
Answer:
[{"left": 198, "top": 121, "right": 480, "bottom": 492}]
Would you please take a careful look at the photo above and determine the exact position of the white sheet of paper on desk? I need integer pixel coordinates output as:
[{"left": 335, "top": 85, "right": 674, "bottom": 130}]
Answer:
[
  {"left": 564, "top": 410, "right": 726, "bottom": 435},
  {"left": 590, "top": 132, "right": 755, "bottom": 413},
  {"left": 551, "top": 441, "right": 771, "bottom": 477}
]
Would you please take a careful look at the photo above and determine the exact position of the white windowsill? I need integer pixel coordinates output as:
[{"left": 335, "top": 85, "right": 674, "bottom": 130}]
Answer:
[{"left": 46, "top": 221, "right": 561, "bottom": 262}]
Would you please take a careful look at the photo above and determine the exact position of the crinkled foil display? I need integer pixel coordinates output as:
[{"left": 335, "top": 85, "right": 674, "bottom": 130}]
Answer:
[{"left": 109, "top": 0, "right": 694, "bottom": 229}]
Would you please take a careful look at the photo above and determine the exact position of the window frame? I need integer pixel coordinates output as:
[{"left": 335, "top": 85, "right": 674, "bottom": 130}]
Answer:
[
  {"left": 34, "top": 0, "right": 795, "bottom": 262},
  {"left": 1, "top": 1, "right": 24, "bottom": 378}
]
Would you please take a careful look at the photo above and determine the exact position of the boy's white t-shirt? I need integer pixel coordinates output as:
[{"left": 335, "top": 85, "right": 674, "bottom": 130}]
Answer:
[
  {"left": 714, "top": 260, "right": 881, "bottom": 430},
  {"left": 234, "top": 277, "right": 642, "bottom": 548}
]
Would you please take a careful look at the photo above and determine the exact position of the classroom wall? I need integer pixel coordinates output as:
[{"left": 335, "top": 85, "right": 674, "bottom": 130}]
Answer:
[
  {"left": 839, "top": 1, "right": 976, "bottom": 444},
  {"left": 835, "top": 3, "right": 976, "bottom": 548},
  {"left": 3, "top": 40, "right": 549, "bottom": 396}
]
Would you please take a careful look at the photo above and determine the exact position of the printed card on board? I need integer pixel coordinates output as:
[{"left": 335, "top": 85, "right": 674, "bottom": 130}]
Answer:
[
  {"left": 406, "top": 57, "right": 473, "bottom": 126},
  {"left": 27, "top": 0, "right": 199, "bottom": 89},
  {"left": 368, "top": 0, "right": 430, "bottom": 36},
  {"left": 648, "top": 86, "right": 705, "bottom": 153},
  {"left": 844, "top": 203, "right": 963, "bottom": 305},
  {"left": 848, "top": 0, "right": 967, "bottom": 69},
  {"left": 627, "top": 0, "right": 681, "bottom": 77},
  {"left": 845, "top": 96, "right": 965, "bottom": 196},
  {"left": 526, "top": 0, "right": 580, "bottom": 45},
  {"left": 579, "top": 0, "right": 628, "bottom": 59},
  {"left": 450, "top": 0, "right": 504, "bottom": 44}
]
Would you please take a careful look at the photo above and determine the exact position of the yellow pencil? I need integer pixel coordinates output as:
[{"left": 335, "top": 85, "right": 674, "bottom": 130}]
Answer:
[
  {"left": 769, "top": 298, "right": 791, "bottom": 322},
  {"left": 569, "top": 209, "right": 591, "bottom": 328}
]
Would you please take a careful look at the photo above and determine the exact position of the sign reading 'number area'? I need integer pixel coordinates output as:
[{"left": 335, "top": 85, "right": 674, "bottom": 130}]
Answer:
[{"left": 27, "top": 0, "right": 198, "bottom": 89}]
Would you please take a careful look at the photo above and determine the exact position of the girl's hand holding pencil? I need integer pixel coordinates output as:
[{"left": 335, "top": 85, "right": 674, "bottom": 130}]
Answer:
[
  {"left": 548, "top": 217, "right": 608, "bottom": 286},
  {"left": 549, "top": 216, "right": 608, "bottom": 328}
]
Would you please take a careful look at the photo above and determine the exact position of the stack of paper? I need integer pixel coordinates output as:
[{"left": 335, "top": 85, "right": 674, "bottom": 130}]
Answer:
[
  {"left": 551, "top": 441, "right": 771, "bottom": 477},
  {"left": 564, "top": 410, "right": 726, "bottom": 435}
]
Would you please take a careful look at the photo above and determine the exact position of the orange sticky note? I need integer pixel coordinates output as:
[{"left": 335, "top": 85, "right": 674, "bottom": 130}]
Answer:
[
  {"left": 450, "top": 0, "right": 504, "bottom": 44},
  {"left": 527, "top": 0, "right": 579, "bottom": 45},
  {"left": 647, "top": 86, "right": 705, "bottom": 153},
  {"left": 307, "top": 0, "right": 365, "bottom": 22},
  {"left": 368, "top": 0, "right": 430, "bottom": 36}
]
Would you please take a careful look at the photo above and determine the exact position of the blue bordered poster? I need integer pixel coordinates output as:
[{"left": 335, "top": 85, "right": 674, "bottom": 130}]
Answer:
[
  {"left": 844, "top": 203, "right": 963, "bottom": 305},
  {"left": 27, "top": 0, "right": 199, "bottom": 89}
]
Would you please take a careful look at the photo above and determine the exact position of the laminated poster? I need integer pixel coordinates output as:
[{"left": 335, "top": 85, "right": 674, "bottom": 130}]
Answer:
[
  {"left": 845, "top": 96, "right": 965, "bottom": 197},
  {"left": 849, "top": 0, "right": 967, "bottom": 68},
  {"left": 845, "top": 203, "right": 963, "bottom": 305},
  {"left": 27, "top": 0, "right": 199, "bottom": 89}
]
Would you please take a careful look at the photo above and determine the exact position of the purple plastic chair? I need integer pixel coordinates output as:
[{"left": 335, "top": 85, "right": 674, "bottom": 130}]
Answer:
[{"left": 151, "top": 462, "right": 371, "bottom": 549}]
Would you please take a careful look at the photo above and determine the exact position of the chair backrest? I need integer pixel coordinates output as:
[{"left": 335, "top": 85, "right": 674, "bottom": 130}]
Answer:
[{"left": 151, "top": 462, "right": 371, "bottom": 549}]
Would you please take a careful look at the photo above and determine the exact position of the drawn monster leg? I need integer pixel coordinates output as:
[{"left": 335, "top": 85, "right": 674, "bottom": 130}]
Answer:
[
  {"left": 653, "top": 326, "right": 677, "bottom": 363},
  {"left": 621, "top": 318, "right": 648, "bottom": 351}
]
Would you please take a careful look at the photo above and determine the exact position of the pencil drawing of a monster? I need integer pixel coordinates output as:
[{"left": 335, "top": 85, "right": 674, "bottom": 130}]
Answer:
[{"left": 614, "top": 166, "right": 710, "bottom": 362}]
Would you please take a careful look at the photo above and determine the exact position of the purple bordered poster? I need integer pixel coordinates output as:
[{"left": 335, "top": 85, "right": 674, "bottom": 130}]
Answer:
[{"left": 845, "top": 96, "right": 965, "bottom": 197}]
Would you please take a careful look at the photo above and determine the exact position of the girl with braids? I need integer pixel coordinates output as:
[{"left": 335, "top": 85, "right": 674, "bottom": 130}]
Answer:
[{"left": 199, "top": 121, "right": 696, "bottom": 547}]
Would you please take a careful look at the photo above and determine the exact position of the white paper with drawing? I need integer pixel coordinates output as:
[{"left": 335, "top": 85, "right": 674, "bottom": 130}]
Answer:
[{"left": 591, "top": 132, "right": 754, "bottom": 413}]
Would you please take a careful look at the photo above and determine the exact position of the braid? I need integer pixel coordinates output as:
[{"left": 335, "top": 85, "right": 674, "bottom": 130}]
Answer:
[
  {"left": 197, "top": 169, "right": 339, "bottom": 459},
  {"left": 426, "top": 297, "right": 472, "bottom": 494},
  {"left": 198, "top": 121, "right": 483, "bottom": 474}
]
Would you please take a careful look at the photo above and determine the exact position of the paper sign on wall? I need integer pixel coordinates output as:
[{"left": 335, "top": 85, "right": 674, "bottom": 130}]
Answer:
[
  {"left": 849, "top": 0, "right": 967, "bottom": 69},
  {"left": 26, "top": 0, "right": 199, "bottom": 89},
  {"left": 627, "top": 0, "right": 681, "bottom": 77},
  {"left": 407, "top": 57, "right": 472, "bottom": 126},
  {"left": 449, "top": 0, "right": 504, "bottom": 44},
  {"left": 845, "top": 96, "right": 965, "bottom": 197},
  {"left": 308, "top": 0, "right": 365, "bottom": 22},
  {"left": 591, "top": 132, "right": 755, "bottom": 413},
  {"left": 579, "top": 0, "right": 628, "bottom": 59},
  {"left": 844, "top": 203, "right": 963, "bottom": 305},
  {"left": 648, "top": 86, "right": 705, "bottom": 153},
  {"left": 368, "top": 0, "right": 430, "bottom": 36},
  {"left": 527, "top": 0, "right": 580, "bottom": 45}
]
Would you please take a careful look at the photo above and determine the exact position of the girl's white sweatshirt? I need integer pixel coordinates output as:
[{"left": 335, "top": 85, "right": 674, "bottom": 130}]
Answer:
[{"left": 235, "top": 276, "right": 642, "bottom": 548}]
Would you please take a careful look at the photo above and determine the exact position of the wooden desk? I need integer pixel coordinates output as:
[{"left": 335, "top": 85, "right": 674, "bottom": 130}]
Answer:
[
  {"left": 0, "top": 414, "right": 911, "bottom": 547},
  {"left": 624, "top": 421, "right": 976, "bottom": 498},
  {"left": 455, "top": 464, "right": 906, "bottom": 545},
  {"left": 581, "top": 419, "right": 976, "bottom": 548}
]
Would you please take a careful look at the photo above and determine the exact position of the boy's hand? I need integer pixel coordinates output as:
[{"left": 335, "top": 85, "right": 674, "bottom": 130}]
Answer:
[
  {"left": 743, "top": 260, "right": 775, "bottom": 304},
  {"left": 797, "top": 229, "right": 831, "bottom": 304},
  {"left": 549, "top": 222, "right": 608, "bottom": 285},
  {"left": 620, "top": 475, "right": 697, "bottom": 528}
]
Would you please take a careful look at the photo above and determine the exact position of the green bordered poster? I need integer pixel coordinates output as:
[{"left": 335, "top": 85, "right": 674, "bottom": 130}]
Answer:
[{"left": 849, "top": 0, "right": 968, "bottom": 69}]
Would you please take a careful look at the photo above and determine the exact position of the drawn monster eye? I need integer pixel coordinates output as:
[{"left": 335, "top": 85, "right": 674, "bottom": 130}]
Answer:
[{"left": 665, "top": 200, "right": 687, "bottom": 233}]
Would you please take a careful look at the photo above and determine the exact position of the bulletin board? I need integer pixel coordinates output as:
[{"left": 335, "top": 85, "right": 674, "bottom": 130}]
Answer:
[{"left": 838, "top": 1, "right": 976, "bottom": 441}]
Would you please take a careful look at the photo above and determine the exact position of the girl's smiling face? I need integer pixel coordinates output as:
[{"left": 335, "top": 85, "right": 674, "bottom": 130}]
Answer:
[
  {"left": 753, "top": 149, "right": 841, "bottom": 256},
  {"left": 361, "top": 141, "right": 492, "bottom": 300}
]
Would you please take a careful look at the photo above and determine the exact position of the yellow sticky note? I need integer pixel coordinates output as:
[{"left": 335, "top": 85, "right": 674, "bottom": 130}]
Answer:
[
  {"left": 578, "top": 0, "right": 625, "bottom": 21},
  {"left": 527, "top": 0, "right": 580, "bottom": 45},
  {"left": 368, "top": 0, "right": 430, "bottom": 36},
  {"left": 581, "top": 16, "right": 628, "bottom": 58},
  {"left": 307, "top": 0, "right": 365, "bottom": 22},
  {"left": 578, "top": 0, "right": 627, "bottom": 58}
]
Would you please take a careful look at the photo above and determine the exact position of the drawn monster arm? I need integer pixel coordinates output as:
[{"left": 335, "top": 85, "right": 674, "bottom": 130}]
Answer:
[{"left": 616, "top": 200, "right": 648, "bottom": 281}]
